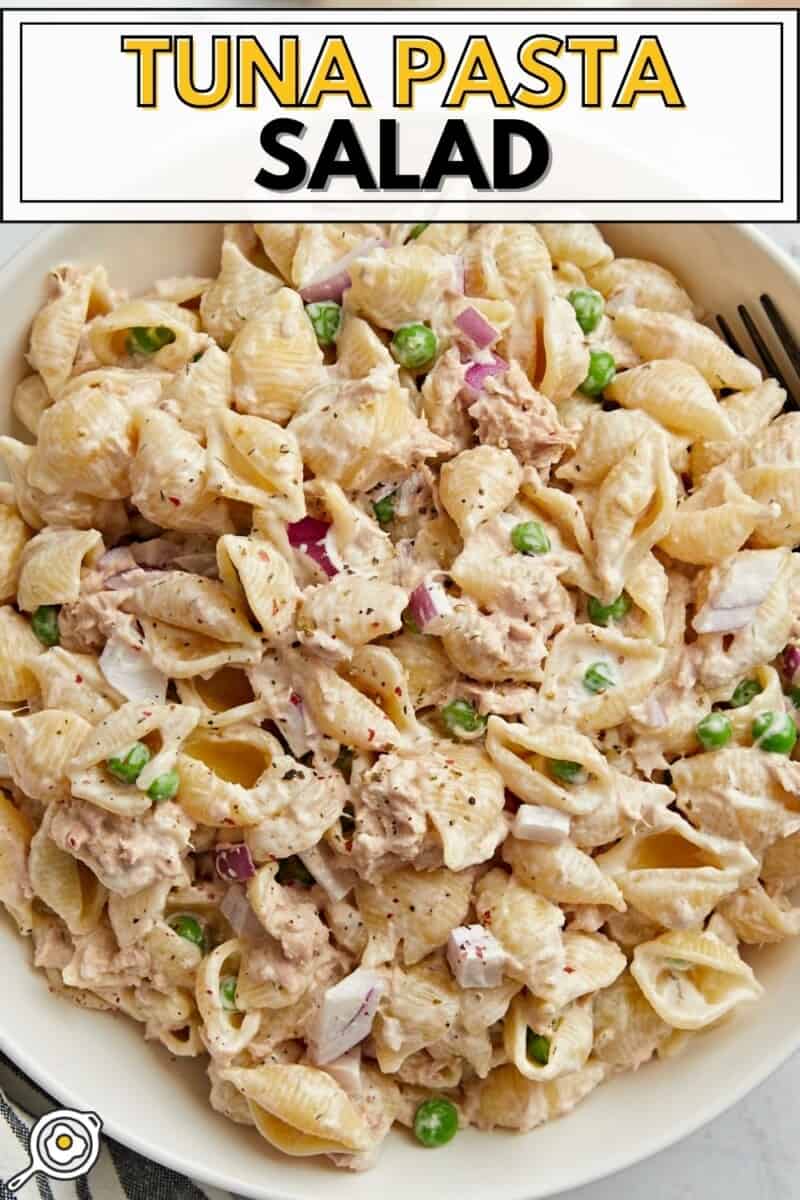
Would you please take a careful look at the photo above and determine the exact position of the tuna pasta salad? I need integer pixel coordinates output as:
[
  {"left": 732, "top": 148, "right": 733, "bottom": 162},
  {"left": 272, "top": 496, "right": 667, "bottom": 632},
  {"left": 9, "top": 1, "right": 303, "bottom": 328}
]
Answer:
[{"left": 1, "top": 221, "right": 800, "bottom": 1170}]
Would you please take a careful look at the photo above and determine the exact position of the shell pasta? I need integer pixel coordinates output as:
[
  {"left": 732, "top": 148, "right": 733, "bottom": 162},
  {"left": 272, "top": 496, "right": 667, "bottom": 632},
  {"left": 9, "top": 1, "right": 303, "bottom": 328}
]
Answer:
[{"left": 1, "top": 222, "right": 797, "bottom": 1170}]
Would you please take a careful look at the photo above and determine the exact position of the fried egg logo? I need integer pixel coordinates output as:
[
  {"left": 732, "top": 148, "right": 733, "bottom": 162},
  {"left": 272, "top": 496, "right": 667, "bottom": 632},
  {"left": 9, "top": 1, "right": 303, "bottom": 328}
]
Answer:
[{"left": 6, "top": 1108, "right": 102, "bottom": 1193}]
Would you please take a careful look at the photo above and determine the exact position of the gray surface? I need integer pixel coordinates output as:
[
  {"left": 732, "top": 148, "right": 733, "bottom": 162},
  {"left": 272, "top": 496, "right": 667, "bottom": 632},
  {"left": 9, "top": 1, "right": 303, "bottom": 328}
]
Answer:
[{"left": 0, "top": 220, "right": 798, "bottom": 1200}]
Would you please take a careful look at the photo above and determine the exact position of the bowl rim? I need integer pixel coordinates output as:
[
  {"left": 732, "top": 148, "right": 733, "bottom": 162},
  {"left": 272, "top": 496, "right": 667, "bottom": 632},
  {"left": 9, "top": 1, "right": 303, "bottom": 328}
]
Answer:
[{"left": 1, "top": 219, "right": 800, "bottom": 1200}]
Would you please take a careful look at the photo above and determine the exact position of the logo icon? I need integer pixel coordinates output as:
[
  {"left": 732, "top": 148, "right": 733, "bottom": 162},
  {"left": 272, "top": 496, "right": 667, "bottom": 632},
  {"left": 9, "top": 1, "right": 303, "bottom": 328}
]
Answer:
[{"left": 6, "top": 1108, "right": 103, "bottom": 1193}]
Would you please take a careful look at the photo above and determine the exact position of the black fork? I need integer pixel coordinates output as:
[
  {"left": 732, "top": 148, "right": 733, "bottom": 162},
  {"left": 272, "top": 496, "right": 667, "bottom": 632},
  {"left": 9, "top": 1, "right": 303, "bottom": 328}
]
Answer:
[{"left": 717, "top": 295, "right": 800, "bottom": 408}]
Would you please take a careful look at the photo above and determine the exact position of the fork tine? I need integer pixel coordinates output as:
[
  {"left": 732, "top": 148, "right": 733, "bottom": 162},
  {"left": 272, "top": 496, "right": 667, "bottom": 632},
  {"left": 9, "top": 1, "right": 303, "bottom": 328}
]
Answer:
[
  {"left": 716, "top": 314, "right": 746, "bottom": 359},
  {"left": 736, "top": 303, "right": 796, "bottom": 401},
  {"left": 760, "top": 294, "right": 800, "bottom": 378}
]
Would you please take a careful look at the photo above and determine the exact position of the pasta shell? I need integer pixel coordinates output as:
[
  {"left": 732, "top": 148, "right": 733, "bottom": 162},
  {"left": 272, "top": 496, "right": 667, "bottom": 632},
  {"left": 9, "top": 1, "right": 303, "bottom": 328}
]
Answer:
[
  {"left": 595, "top": 810, "right": 758, "bottom": 928},
  {"left": 439, "top": 445, "right": 522, "bottom": 537},
  {"left": 474, "top": 868, "right": 565, "bottom": 993},
  {"left": 605, "top": 360, "right": 735, "bottom": 441},
  {"left": 199, "top": 240, "right": 282, "bottom": 348},
  {"left": 659, "top": 471, "right": 766, "bottom": 565},
  {"left": 230, "top": 288, "right": 325, "bottom": 425},
  {"left": 464, "top": 224, "right": 551, "bottom": 299},
  {"left": 0, "top": 791, "right": 34, "bottom": 935},
  {"left": 222, "top": 1064, "right": 372, "bottom": 1155},
  {"left": 348, "top": 244, "right": 462, "bottom": 329},
  {"left": 592, "top": 969, "right": 671, "bottom": 1070},
  {"left": 587, "top": 258, "right": 696, "bottom": 318},
  {"left": 217, "top": 534, "right": 300, "bottom": 642},
  {"left": 17, "top": 527, "right": 103, "bottom": 611},
  {"left": 464, "top": 1059, "right": 606, "bottom": 1133},
  {"left": 28, "top": 266, "right": 99, "bottom": 397},
  {"left": 89, "top": 298, "right": 206, "bottom": 371},
  {"left": 504, "top": 994, "right": 593, "bottom": 1082},
  {"left": 537, "top": 625, "right": 665, "bottom": 732},
  {"left": 357, "top": 866, "right": 473, "bottom": 966},
  {"left": 631, "top": 928, "right": 762, "bottom": 1030},
  {"left": 505, "top": 837, "right": 625, "bottom": 911},
  {"left": 207, "top": 410, "right": 305, "bottom": 520},
  {"left": 0, "top": 709, "right": 91, "bottom": 803},
  {"left": 13, "top": 373, "right": 52, "bottom": 435},
  {"left": 719, "top": 883, "right": 800, "bottom": 944},
  {"left": 613, "top": 307, "right": 761, "bottom": 391},
  {"left": 536, "top": 224, "right": 613, "bottom": 271},
  {"left": 0, "top": 605, "right": 42, "bottom": 702},
  {"left": 29, "top": 821, "right": 107, "bottom": 935},
  {"left": 158, "top": 343, "right": 233, "bottom": 440}
]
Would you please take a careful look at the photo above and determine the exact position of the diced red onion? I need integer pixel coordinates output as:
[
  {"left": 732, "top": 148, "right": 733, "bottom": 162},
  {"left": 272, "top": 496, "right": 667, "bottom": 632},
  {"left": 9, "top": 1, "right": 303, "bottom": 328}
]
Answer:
[
  {"left": 220, "top": 884, "right": 263, "bottom": 941},
  {"left": 215, "top": 843, "right": 256, "bottom": 882},
  {"left": 320, "top": 1047, "right": 362, "bottom": 1099},
  {"left": 287, "top": 517, "right": 339, "bottom": 578},
  {"left": 784, "top": 644, "right": 800, "bottom": 681},
  {"left": 408, "top": 580, "right": 452, "bottom": 629},
  {"left": 455, "top": 306, "right": 499, "bottom": 350},
  {"left": 463, "top": 353, "right": 508, "bottom": 401},
  {"left": 99, "top": 635, "right": 168, "bottom": 704},
  {"left": 309, "top": 968, "right": 386, "bottom": 1065},
  {"left": 299, "top": 844, "right": 356, "bottom": 902},
  {"left": 299, "top": 237, "right": 385, "bottom": 303}
]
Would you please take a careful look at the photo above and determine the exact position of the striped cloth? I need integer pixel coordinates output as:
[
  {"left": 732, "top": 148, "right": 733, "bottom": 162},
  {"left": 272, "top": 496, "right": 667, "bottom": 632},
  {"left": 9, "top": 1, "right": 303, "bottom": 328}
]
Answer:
[{"left": 0, "top": 1054, "right": 234, "bottom": 1200}]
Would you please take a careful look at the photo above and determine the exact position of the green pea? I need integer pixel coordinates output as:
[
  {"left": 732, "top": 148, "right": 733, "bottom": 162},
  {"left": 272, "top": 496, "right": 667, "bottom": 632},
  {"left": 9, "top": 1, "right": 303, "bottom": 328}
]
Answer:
[
  {"left": 408, "top": 223, "right": 430, "bottom": 241},
  {"left": 526, "top": 1030, "right": 551, "bottom": 1067},
  {"left": 335, "top": 746, "right": 354, "bottom": 783},
  {"left": 31, "top": 605, "right": 60, "bottom": 647},
  {"left": 728, "top": 679, "right": 763, "bottom": 708},
  {"left": 219, "top": 975, "right": 239, "bottom": 1012},
  {"left": 125, "top": 325, "right": 176, "bottom": 355},
  {"left": 441, "top": 699, "right": 487, "bottom": 735},
  {"left": 168, "top": 913, "right": 206, "bottom": 951},
  {"left": 107, "top": 741, "right": 151, "bottom": 785},
  {"left": 305, "top": 300, "right": 342, "bottom": 347},
  {"left": 583, "top": 661, "right": 616, "bottom": 694},
  {"left": 510, "top": 520, "right": 551, "bottom": 556},
  {"left": 567, "top": 288, "right": 604, "bottom": 335},
  {"left": 413, "top": 1097, "right": 458, "bottom": 1148},
  {"left": 276, "top": 856, "right": 315, "bottom": 886},
  {"left": 373, "top": 491, "right": 397, "bottom": 528},
  {"left": 587, "top": 593, "right": 630, "bottom": 626},
  {"left": 752, "top": 711, "right": 798, "bottom": 755},
  {"left": 391, "top": 323, "right": 438, "bottom": 371},
  {"left": 696, "top": 712, "right": 732, "bottom": 751},
  {"left": 547, "top": 759, "right": 585, "bottom": 785},
  {"left": 579, "top": 349, "right": 616, "bottom": 397},
  {"left": 147, "top": 770, "right": 180, "bottom": 802}
]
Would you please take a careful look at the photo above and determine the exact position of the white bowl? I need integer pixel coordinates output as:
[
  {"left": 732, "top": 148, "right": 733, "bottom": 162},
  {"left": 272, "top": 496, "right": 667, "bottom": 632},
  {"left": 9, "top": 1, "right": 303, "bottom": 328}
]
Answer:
[{"left": 0, "top": 222, "right": 799, "bottom": 1200}]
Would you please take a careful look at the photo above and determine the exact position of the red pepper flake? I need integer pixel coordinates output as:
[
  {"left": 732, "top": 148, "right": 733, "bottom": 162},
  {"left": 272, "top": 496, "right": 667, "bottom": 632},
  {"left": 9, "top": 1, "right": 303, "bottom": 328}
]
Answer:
[
  {"left": 168, "top": 496, "right": 181, "bottom": 507},
  {"left": 394, "top": 687, "right": 402, "bottom": 696},
  {"left": 74, "top": 674, "right": 83, "bottom": 684},
  {"left": 367, "top": 729, "right": 375, "bottom": 742},
  {"left": 258, "top": 550, "right": 269, "bottom": 561},
  {"left": 142, "top": 711, "right": 152, "bottom": 718},
  {"left": 564, "top": 966, "right": 576, "bottom": 974},
  {"left": 289, "top": 692, "right": 302, "bottom": 707}
]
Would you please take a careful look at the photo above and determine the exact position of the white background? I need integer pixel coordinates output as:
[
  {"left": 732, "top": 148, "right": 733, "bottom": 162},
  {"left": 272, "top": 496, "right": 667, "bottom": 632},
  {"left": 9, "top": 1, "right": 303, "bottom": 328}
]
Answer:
[{"left": 2, "top": 8, "right": 797, "bottom": 219}]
